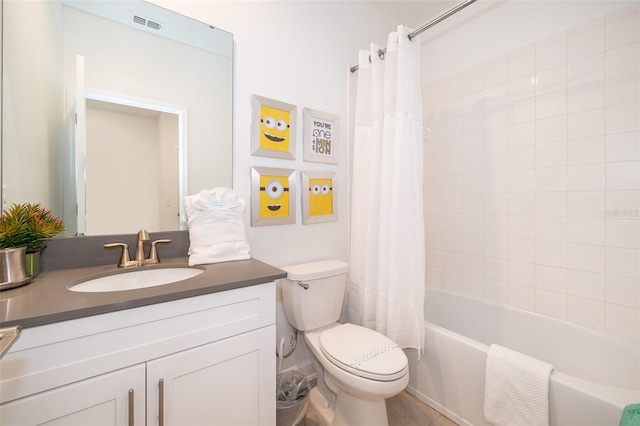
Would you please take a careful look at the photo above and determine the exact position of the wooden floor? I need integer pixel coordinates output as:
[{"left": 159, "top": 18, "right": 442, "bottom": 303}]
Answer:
[{"left": 304, "top": 390, "right": 458, "bottom": 426}]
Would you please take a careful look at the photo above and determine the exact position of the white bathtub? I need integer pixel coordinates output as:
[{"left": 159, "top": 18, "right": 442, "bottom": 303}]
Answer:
[{"left": 406, "top": 288, "right": 640, "bottom": 426}]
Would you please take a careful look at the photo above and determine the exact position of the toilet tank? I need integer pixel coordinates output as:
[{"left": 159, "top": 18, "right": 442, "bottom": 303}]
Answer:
[{"left": 281, "top": 259, "right": 348, "bottom": 331}]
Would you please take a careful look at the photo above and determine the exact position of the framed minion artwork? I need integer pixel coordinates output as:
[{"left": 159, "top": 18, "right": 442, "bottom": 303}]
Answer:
[
  {"left": 303, "top": 108, "right": 339, "bottom": 164},
  {"left": 251, "top": 95, "right": 297, "bottom": 160},
  {"left": 251, "top": 167, "right": 296, "bottom": 226},
  {"left": 301, "top": 171, "right": 337, "bottom": 224}
]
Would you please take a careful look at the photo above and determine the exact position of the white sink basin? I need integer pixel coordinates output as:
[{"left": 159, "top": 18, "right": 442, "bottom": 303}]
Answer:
[{"left": 69, "top": 267, "right": 204, "bottom": 293}]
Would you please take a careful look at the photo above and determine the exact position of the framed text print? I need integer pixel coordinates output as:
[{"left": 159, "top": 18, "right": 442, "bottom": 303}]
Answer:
[
  {"left": 251, "top": 95, "right": 297, "bottom": 160},
  {"left": 301, "top": 170, "right": 337, "bottom": 224},
  {"left": 251, "top": 167, "right": 296, "bottom": 226},
  {"left": 303, "top": 108, "right": 339, "bottom": 164}
]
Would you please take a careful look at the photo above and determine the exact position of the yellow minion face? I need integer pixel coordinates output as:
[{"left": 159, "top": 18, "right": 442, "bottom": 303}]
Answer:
[
  {"left": 260, "top": 175, "right": 290, "bottom": 217},
  {"left": 308, "top": 178, "right": 333, "bottom": 216},
  {"left": 260, "top": 105, "right": 290, "bottom": 152}
]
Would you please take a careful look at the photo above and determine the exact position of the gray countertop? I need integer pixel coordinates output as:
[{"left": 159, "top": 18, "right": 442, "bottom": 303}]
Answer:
[{"left": 0, "top": 257, "right": 286, "bottom": 328}]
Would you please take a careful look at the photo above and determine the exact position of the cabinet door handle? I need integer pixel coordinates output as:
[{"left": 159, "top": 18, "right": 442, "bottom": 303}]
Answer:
[
  {"left": 159, "top": 379, "right": 165, "bottom": 426},
  {"left": 128, "top": 389, "right": 134, "bottom": 426}
]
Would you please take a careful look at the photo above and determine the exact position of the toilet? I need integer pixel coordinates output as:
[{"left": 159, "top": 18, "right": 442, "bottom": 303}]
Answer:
[{"left": 281, "top": 259, "right": 409, "bottom": 426}]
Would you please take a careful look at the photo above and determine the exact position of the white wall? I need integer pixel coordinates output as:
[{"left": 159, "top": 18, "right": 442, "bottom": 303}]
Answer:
[
  {"left": 150, "top": 0, "right": 399, "bottom": 372},
  {"left": 421, "top": 1, "right": 639, "bottom": 341}
]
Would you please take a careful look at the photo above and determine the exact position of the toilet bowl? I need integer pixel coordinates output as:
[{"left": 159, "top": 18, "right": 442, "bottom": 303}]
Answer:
[{"left": 281, "top": 260, "right": 409, "bottom": 426}]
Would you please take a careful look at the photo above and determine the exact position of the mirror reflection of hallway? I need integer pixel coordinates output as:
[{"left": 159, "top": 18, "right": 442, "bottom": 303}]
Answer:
[{"left": 85, "top": 99, "right": 179, "bottom": 235}]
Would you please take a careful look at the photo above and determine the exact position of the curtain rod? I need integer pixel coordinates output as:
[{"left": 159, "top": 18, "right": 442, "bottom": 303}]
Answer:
[{"left": 350, "top": 0, "right": 478, "bottom": 73}]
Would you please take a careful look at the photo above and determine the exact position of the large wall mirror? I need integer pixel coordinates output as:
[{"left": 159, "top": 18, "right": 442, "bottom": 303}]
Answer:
[{"left": 2, "top": 0, "right": 233, "bottom": 236}]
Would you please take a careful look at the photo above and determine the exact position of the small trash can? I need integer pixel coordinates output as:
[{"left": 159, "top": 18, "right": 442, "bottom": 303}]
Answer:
[{"left": 276, "top": 370, "right": 309, "bottom": 426}]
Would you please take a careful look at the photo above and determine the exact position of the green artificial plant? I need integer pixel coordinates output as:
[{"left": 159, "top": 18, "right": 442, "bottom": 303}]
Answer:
[{"left": 0, "top": 203, "right": 65, "bottom": 251}]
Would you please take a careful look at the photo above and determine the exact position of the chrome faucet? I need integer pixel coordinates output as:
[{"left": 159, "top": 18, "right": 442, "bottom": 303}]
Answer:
[{"left": 104, "top": 229, "right": 172, "bottom": 268}]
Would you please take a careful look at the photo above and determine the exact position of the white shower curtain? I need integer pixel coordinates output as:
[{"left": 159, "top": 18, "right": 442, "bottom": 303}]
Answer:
[{"left": 349, "top": 25, "right": 425, "bottom": 355}]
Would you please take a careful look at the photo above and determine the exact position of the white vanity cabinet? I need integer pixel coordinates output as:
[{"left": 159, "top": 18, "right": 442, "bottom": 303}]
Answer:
[{"left": 0, "top": 282, "right": 276, "bottom": 426}]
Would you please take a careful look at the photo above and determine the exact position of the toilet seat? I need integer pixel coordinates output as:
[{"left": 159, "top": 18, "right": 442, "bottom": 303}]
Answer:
[{"left": 319, "top": 323, "right": 408, "bottom": 382}]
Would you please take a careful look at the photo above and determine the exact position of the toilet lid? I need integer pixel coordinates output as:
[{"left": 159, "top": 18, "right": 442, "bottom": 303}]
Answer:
[{"left": 319, "top": 323, "right": 408, "bottom": 381}]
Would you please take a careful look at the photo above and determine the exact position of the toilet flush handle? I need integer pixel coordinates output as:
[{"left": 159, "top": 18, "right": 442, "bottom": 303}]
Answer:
[{"left": 297, "top": 281, "right": 310, "bottom": 290}]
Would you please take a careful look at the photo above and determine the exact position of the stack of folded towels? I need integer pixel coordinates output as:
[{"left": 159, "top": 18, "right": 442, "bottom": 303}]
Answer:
[{"left": 184, "top": 187, "right": 251, "bottom": 265}]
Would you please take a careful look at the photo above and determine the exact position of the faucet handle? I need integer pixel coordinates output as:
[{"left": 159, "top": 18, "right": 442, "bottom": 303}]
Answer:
[
  {"left": 148, "top": 239, "right": 172, "bottom": 263},
  {"left": 104, "top": 243, "right": 131, "bottom": 268}
]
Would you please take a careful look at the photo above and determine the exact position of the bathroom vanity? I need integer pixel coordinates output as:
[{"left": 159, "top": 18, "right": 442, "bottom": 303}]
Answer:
[{"left": 0, "top": 254, "right": 286, "bottom": 425}]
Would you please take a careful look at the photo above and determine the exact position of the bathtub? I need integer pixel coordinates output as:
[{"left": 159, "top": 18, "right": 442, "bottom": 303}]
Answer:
[{"left": 406, "top": 288, "right": 640, "bottom": 426}]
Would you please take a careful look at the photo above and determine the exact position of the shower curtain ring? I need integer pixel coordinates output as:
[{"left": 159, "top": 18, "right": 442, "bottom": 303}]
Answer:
[{"left": 378, "top": 49, "right": 385, "bottom": 60}]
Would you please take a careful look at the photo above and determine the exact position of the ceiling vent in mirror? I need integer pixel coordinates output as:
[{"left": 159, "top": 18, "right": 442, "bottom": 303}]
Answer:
[{"left": 132, "top": 15, "right": 162, "bottom": 31}]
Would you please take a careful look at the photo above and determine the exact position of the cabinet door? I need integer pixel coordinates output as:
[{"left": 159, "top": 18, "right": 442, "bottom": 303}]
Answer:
[
  {"left": 147, "top": 325, "right": 275, "bottom": 426},
  {"left": 0, "top": 364, "right": 145, "bottom": 426}
]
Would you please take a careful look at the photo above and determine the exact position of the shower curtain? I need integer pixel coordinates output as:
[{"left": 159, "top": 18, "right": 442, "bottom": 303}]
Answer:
[{"left": 349, "top": 25, "right": 425, "bottom": 355}]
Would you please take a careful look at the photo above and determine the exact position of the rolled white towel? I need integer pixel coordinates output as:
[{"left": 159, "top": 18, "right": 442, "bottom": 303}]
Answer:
[
  {"left": 484, "top": 344, "right": 554, "bottom": 426},
  {"left": 184, "top": 188, "right": 251, "bottom": 265}
]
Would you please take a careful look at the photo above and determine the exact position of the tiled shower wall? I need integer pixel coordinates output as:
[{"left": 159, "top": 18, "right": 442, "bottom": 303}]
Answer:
[{"left": 423, "top": 4, "right": 639, "bottom": 341}]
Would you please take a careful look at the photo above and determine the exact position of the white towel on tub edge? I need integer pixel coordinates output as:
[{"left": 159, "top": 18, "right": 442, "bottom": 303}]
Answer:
[{"left": 484, "top": 344, "right": 554, "bottom": 426}]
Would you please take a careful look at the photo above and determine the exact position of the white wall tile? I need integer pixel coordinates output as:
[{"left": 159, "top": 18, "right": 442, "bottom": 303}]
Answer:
[
  {"left": 606, "top": 190, "right": 640, "bottom": 216},
  {"left": 568, "top": 295, "right": 605, "bottom": 329},
  {"left": 509, "top": 282, "right": 536, "bottom": 310},
  {"left": 606, "top": 247, "right": 640, "bottom": 279},
  {"left": 607, "top": 274, "right": 640, "bottom": 308},
  {"left": 568, "top": 163, "right": 605, "bottom": 191},
  {"left": 484, "top": 278, "right": 509, "bottom": 304},
  {"left": 536, "top": 289, "right": 568, "bottom": 320},
  {"left": 606, "top": 72, "right": 640, "bottom": 107},
  {"left": 508, "top": 97, "right": 535, "bottom": 125},
  {"left": 509, "top": 50, "right": 535, "bottom": 80},
  {"left": 509, "top": 215, "right": 536, "bottom": 239},
  {"left": 509, "top": 122, "right": 536, "bottom": 147},
  {"left": 537, "top": 240, "right": 568, "bottom": 268},
  {"left": 606, "top": 10, "right": 639, "bottom": 50},
  {"left": 568, "top": 269, "right": 606, "bottom": 301},
  {"left": 536, "top": 65, "right": 568, "bottom": 96},
  {"left": 606, "top": 101, "right": 639, "bottom": 134},
  {"left": 568, "top": 81, "right": 605, "bottom": 113},
  {"left": 568, "top": 218, "right": 605, "bottom": 246},
  {"left": 537, "top": 34, "right": 568, "bottom": 71},
  {"left": 568, "top": 53, "right": 605, "bottom": 88},
  {"left": 485, "top": 236, "right": 509, "bottom": 260},
  {"left": 484, "top": 83, "right": 508, "bottom": 108},
  {"left": 509, "top": 238, "right": 536, "bottom": 263},
  {"left": 568, "top": 108, "right": 604, "bottom": 139},
  {"left": 485, "top": 214, "right": 509, "bottom": 237},
  {"left": 568, "top": 243, "right": 606, "bottom": 273},
  {"left": 569, "top": 191, "right": 604, "bottom": 218},
  {"left": 485, "top": 127, "right": 508, "bottom": 151},
  {"left": 605, "top": 42, "right": 640, "bottom": 78},
  {"left": 537, "top": 141, "right": 568, "bottom": 168},
  {"left": 606, "top": 161, "right": 640, "bottom": 191},
  {"left": 536, "top": 90, "right": 567, "bottom": 119},
  {"left": 568, "top": 24, "right": 605, "bottom": 62},
  {"left": 536, "top": 166, "right": 568, "bottom": 192},
  {"left": 568, "top": 136, "right": 604, "bottom": 165},
  {"left": 606, "top": 219, "right": 640, "bottom": 249},
  {"left": 606, "top": 132, "right": 640, "bottom": 162},
  {"left": 606, "top": 303, "right": 639, "bottom": 340},
  {"left": 485, "top": 57, "right": 508, "bottom": 88},
  {"left": 508, "top": 146, "right": 536, "bottom": 170},
  {"left": 537, "top": 191, "right": 568, "bottom": 217},
  {"left": 537, "top": 216, "right": 568, "bottom": 242},
  {"left": 536, "top": 265, "right": 568, "bottom": 292},
  {"left": 509, "top": 169, "right": 536, "bottom": 193},
  {"left": 485, "top": 171, "right": 509, "bottom": 193},
  {"left": 536, "top": 116, "right": 567, "bottom": 144},
  {"left": 508, "top": 193, "right": 535, "bottom": 216},
  {"left": 422, "top": 7, "right": 638, "bottom": 342}
]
